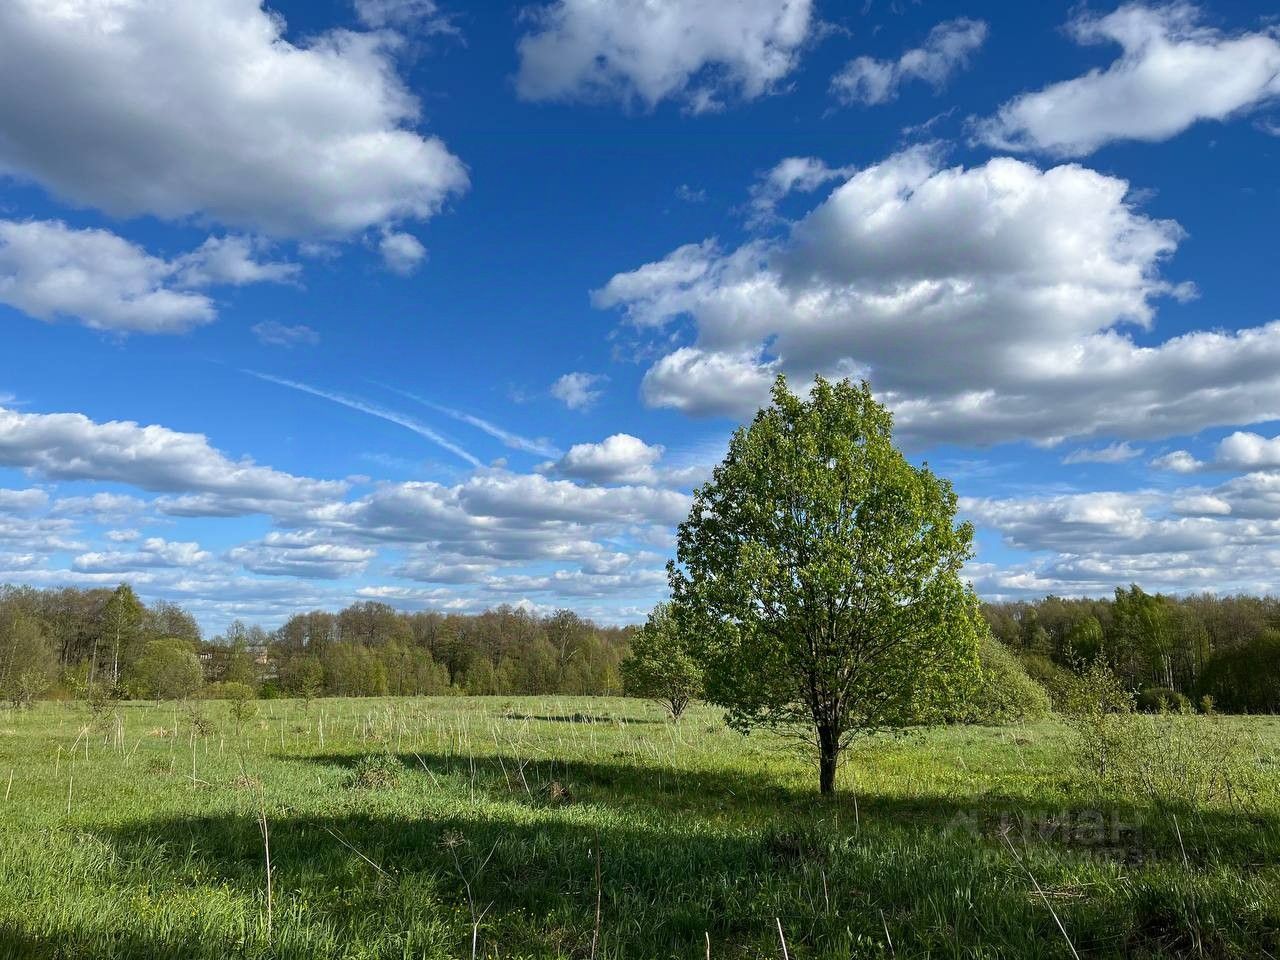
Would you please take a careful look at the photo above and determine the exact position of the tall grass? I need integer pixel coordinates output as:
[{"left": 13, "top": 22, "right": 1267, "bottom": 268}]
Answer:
[{"left": 0, "top": 697, "right": 1276, "bottom": 958}]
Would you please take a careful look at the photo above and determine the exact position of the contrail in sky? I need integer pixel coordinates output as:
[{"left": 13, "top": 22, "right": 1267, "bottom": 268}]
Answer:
[
  {"left": 247, "top": 371, "right": 482, "bottom": 468},
  {"left": 379, "top": 384, "right": 561, "bottom": 458}
]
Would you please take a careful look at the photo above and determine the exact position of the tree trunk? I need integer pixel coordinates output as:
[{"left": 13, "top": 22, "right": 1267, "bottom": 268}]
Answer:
[{"left": 818, "top": 725, "right": 839, "bottom": 795}]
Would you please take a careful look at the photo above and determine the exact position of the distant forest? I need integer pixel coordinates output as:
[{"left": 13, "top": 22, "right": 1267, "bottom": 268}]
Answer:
[{"left": 1, "top": 582, "right": 1278, "bottom": 712}]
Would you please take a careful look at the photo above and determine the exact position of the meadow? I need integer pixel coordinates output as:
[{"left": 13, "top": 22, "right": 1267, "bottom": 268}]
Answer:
[{"left": 1, "top": 697, "right": 1278, "bottom": 959}]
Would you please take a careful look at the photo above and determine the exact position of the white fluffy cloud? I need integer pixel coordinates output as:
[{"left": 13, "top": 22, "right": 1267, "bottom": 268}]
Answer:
[
  {"left": 0, "top": 488, "right": 48, "bottom": 512},
  {"left": 1, "top": 219, "right": 210, "bottom": 333},
  {"left": 314, "top": 470, "right": 687, "bottom": 558},
  {"left": 229, "top": 531, "right": 376, "bottom": 579},
  {"left": 597, "top": 148, "right": 1280, "bottom": 447},
  {"left": 515, "top": 0, "right": 813, "bottom": 112},
  {"left": 963, "top": 477, "right": 1280, "bottom": 599},
  {"left": 974, "top": 4, "right": 1280, "bottom": 156},
  {"left": 73, "top": 537, "right": 211, "bottom": 573},
  {"left": 545, "top": 434, "right": 665, "bottom": 484},
  {"left": 0, "top": 219, "right": 295, "bottom": 333},
  {"left": 747, "top": 157, "right": 855, "bottom": 226},
  {"left": 379, "top": 231, "right": 428, "bottom": 275},
  {"left": 1154, "top": 431, "right": 1280, "bottom": 474},
  {"left": 832, "top": 18, "right": 987, "bottom": 106},
  {"left": 550, "top": 372, "right": 607, "bottom": 411},
  {"left": 0, "top": 0, "right": 467, "bottom": 238},
  {"left": 0, "top": 403, "right": 345, "bottom": 511}
]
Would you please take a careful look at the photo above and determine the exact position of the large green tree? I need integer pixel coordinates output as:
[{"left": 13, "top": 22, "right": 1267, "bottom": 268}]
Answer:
[{"left": 671, "top": 376, "right": 983, "bottom": 794}]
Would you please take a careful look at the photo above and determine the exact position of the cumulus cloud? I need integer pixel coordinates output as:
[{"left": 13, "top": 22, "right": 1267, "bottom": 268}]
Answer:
[
  {"left": 379, "top": 231, "right": 428, "bottom": 275},
  {"left": 0, "top": 219, "right": 209, "bottom": 333},
  {"left": 0, "top": 488, "right": 48, "bottom": 512},
  {"left": 251, "top": 321, "right": 320, "bottom": 348},
  {"left": 1062, "top": 441, "right": 1144, "bottom": 464},
  {"left": 832, "top": 18, "right": 987, "bottom": 106},
  {"left": 962, "top": 478, "right": 1280, "bottom": 599},
  {"left": 316, "top": 470, "right": 687, "bottom": 553},
  {"left": 596, "top": 149, "right": 1280, "bottom": 447},
  {"left": 544, "top": 434, "right": 665, "bottom": 484},
  {"left": 747, "top": 157, "right": 855, "bottom": 226},
  {"left": 515, "top": 0, "right": 813, "bottom": 112},
  {"left": 550, "top": 372, "right": 607, "bottom": 411},
  {"left": 73, "top": 537, "right": 211, "bottom": 573},
  {"left": 50, "top": 493, "right": 148, "bottom": 521},
  {"left": 1154, "top": 431, "right": 1280, "bottom": 473},
  {"left": 0, "top": 403, "right": 345, "bottom": 512},
  {"left": 229, "top": 531, "right": 375, "bottom": 579},
  {"left": 0, "top": 0, "right": 468, "bottom": 238},
  {"left": 974, "top": 4, "right": 1280, "bottom": 156},
  {"left": 172, "top": 235, "right": 299, "bottom": 289},
  {"left": 0, "top": 220, "right": 297, "bottom": 333}
]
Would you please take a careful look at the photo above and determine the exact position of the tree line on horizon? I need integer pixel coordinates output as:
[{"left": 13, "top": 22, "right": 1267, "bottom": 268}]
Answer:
[
  {"left": 0, "top": 580, "right": 1279, "bottom": 713},
  {"left": 0, "top": 584, "right": 634, "bottom": 705},
  {"left": 0, "top": 581, "right": 1277, "bottom": 715}
]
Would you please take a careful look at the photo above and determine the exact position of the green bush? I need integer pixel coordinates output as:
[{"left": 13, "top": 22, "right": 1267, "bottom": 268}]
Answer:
[
  {"left": 1137, "top": 686, "right": 1191, "bottom": 713},
  {"left": 200, "top": 681, "right": 256, "bottom": 701},
  {"left": 945, "top": 636, "right": 1050, "bottom": 724},
  {"left": 1061, "top": 662, "right": 1264, "bottom": 809},
  {"left": 1019, "top": 653, "right": 1077, "bottom": 710}
]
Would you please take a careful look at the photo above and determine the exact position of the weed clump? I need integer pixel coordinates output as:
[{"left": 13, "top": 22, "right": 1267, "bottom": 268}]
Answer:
[
  {"left": 1062, "top": 661, "right": 1264, "bottom": 810},
  {"left": 542, "top": 780, "right": 574, "bottom": 806},
  {"left": 348, "top": 753, "right": 403, "bottom": 790}
]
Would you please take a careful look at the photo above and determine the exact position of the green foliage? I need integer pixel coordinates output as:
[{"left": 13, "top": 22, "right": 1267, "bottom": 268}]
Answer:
[
  {"left": 1112, "top": 585, "right": 1177, "bottom": 689},
  {"left": 348, "top": 752, "right": 404, "bottom": 790},
  {"left": 125, "top": 637, "right": 203, "bottom": 700},
  {"left": 1061, "top": 662, "right": 1265, "bottom": 810},
  {"left": 943, "top": 636, "right": 1050, "bottom": 725},
  {"left": 672, "top": 376, "right": 982, "bottom": 792},
  {"left": 101, "top": 584, "right": 144, "bottom": 687},
  {"left": 1136, "top": 686, "right": 1191, "bottom": 714},
  {"left": 1199, "top": 629, "right": 1280, "bottom": 713},
  {"left": 201, "top": 681, "right": 256, "bottom": 701},
  {"left": 621, "top": 603, "right": 702, "bottom": 719},
  {"left": 1018, "top": 653, "right": 1078, "bottom": 710},
  {"left": 0, "top": 613, "right": 56, "bottom": 708}
]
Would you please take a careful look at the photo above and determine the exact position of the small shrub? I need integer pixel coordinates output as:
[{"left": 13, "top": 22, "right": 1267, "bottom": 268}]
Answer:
[
  {"left": 1020, "top": 654, "right": 1078, "bottom": 710},
  {"left": 349, "top": 753, "right": 403, "bottom": 790},
  {"left": 1063, "top": 662, "right": 1263, "bottom": 810},
  {"left": 1137, "top": 687, "right": 1191, "bottom": 714},
  {"left": 201, "top": 681, "right": 256, "bottom": 701},
  {"left": 184, "top": 707, "right": 215, "bottom": 738}
]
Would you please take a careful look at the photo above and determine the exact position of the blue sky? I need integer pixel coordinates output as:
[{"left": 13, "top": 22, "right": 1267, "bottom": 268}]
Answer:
[{"left": 1, "top": 0, "right": 1278, "bottom": 634}]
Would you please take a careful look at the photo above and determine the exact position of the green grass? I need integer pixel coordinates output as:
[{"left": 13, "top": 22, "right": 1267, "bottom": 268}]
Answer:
[{"left": 0, "top": 697, "right": 1278, "bottom": 959}]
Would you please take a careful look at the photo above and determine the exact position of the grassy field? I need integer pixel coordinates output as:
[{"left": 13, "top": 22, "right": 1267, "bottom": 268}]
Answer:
[{"left": 0, "top": 697, "right": 1278, "bottom": 959}]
